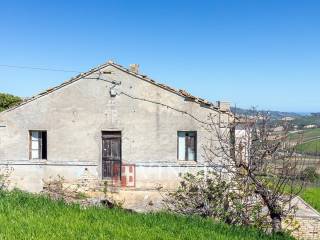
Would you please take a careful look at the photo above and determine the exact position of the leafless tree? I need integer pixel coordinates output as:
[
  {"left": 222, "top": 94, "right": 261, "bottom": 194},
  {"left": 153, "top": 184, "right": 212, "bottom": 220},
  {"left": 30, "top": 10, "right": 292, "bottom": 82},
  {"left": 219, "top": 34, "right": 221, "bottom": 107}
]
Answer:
[
  {"left": 203, "top": 110, "right": 305, "bottom": 233},
  {"left": 164, "top": 110, "right": 305, "bottom": 233}
]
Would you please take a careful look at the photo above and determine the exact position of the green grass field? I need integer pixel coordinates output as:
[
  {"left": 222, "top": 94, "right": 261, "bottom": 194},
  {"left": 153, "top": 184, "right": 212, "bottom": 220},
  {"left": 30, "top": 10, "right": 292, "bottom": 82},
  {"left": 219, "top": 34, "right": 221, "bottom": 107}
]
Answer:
[
  {"left": 0, "top": 190, "right": 293, "bottom": 240},
  {"left": 301, "top": 187, "right": 320, "bottom": 212},
  {"left": 288, "top": 128, "right": 320, "bottom": 155},
  {"left": 295, "top": 139, "right": 320, "bottom": 154},
  {"left": 289, "top": 128, "right": 320, "bottom": 143}
]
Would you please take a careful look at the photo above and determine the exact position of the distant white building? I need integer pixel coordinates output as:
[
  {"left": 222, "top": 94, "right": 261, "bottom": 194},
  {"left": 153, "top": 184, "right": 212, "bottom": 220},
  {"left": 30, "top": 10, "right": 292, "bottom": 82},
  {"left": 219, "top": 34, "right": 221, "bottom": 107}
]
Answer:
[
  {"left": 304, "top": 124, "right": 317, "bottom": 129},
  {"left": 273, "top": 126, "right": 284, "bottom": 132},
  {"left": 281, "top": 117, "right": 295, "bottom": 121}
]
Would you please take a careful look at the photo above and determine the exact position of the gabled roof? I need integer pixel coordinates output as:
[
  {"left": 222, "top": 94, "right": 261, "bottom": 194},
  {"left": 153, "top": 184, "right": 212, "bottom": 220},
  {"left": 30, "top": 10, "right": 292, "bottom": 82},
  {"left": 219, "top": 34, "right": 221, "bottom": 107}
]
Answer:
[{"left": 1, "top": 60, "right": 231, "bottom": 114}]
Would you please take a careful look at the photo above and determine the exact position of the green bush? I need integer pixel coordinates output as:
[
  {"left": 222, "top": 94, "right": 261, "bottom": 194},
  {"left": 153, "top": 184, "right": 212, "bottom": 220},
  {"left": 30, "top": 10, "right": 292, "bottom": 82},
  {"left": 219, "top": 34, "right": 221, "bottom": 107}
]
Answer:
[
  {"left": 299, "top": 167, "right": 320, "bottom": 182},
  {"left": 163, "top": 171, "right": 268, "bottom": 229},
  {"left": 0, "top": 93, "right": 22, "bottom": 112}
]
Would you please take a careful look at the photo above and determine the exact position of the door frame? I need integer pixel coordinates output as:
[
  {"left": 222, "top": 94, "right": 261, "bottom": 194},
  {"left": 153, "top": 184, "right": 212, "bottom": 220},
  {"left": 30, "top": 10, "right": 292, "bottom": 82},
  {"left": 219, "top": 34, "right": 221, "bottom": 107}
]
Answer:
[{"left": 101, "top": 131, "right": 122, "bottom": 180}]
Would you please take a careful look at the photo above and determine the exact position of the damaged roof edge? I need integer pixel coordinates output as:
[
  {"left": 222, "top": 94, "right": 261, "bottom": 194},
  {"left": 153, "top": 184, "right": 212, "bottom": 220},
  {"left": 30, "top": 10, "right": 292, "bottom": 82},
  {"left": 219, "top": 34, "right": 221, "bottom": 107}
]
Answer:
[{"left": 0, "top": 60, "right": 232, "bottom": 115}]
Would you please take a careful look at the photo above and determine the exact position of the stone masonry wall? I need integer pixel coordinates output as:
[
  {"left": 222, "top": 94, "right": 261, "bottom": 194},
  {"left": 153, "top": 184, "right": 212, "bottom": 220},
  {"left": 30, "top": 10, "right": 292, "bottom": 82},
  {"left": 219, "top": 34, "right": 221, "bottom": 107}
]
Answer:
[{"left": 286, "top": 197, "right": 320, "bottom": 240}]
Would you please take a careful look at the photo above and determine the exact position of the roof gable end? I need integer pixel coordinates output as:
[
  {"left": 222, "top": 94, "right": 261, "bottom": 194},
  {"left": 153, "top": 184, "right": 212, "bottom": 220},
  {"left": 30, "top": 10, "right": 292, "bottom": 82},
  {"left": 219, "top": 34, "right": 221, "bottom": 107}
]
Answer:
[{"left": 1, "top": 60, "right": 230, "bottom": 114}]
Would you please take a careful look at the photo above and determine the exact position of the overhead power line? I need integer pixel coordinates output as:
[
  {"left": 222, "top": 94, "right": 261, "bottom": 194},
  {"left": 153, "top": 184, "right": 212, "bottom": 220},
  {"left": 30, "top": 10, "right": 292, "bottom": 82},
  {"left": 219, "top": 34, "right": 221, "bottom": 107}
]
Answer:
[{"left": 0, "top": 64, "right": 81, "bottom": 73}]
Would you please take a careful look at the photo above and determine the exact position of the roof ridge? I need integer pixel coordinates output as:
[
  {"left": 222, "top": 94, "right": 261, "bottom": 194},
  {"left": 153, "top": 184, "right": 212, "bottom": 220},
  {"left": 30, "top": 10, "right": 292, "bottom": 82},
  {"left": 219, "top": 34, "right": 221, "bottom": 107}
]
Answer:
[
  {"left": 107, "top": 62, "right": 227, "bottom": 112},
  {"left": 1, "top": 60, "right": 231, "bottom": 115}
]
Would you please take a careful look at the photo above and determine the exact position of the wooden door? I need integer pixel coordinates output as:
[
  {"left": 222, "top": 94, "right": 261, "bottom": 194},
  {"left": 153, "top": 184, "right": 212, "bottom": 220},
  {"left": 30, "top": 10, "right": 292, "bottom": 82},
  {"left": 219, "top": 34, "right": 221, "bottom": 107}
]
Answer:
[{"left": 102, "top": 132, "right": 121, "bottom": 179}]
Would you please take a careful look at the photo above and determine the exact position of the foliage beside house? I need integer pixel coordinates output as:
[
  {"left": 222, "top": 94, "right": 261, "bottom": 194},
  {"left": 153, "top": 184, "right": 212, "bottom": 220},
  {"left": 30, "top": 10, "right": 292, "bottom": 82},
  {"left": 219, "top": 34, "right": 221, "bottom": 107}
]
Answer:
[{"left": 0, "top": 93, "right": 21, "bottom": 112}]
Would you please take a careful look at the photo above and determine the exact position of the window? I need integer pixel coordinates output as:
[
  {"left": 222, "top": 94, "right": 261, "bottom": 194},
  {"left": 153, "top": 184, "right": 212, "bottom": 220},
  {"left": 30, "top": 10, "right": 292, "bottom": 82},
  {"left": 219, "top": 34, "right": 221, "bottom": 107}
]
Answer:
[
  {"left": 30, "top": 131, "right": 47, "bottom": 160},
  {"left": 177, "top": 131, "right": 197, "bottom": 161}
]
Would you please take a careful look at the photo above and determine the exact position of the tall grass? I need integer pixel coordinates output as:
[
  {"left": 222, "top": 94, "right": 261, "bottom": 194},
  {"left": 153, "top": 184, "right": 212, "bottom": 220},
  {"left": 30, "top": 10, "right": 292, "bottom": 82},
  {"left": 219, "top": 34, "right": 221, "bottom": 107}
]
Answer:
[
  {"left": 0, "top": 190, "right": 293, "bottom": 240},
  {"left": 301, "top": 187, "right": 320, "bottom": 212}
]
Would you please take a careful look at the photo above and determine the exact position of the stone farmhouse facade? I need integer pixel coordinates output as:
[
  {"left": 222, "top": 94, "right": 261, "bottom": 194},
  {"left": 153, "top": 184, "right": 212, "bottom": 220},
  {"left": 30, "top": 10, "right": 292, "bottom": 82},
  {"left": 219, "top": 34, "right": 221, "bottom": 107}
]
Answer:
[{"left": 0, "top": 61, "right": 232, "bottom": 210}]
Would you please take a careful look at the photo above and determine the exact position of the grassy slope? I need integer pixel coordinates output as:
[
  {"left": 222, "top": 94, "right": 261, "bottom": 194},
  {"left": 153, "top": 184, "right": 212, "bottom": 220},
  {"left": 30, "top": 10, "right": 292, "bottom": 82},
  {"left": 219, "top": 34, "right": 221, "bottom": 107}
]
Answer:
[
  {"left": 296, "top": 139, "right": 320, "bottom": 154},
  {"left": 0, "top": 190, "right": 292, "bottom": 240},
  {"left": 289, "top": 128, "right": 320, "bottom": 154},
  {"left": 289, "top": 128, "right": 320, "bottom": 212},
  {"left": 289, "top": 128, "right": 320, "bottom": 142},
  {"left": 301, "top": 187, "right": 320, "bottom": 212}
]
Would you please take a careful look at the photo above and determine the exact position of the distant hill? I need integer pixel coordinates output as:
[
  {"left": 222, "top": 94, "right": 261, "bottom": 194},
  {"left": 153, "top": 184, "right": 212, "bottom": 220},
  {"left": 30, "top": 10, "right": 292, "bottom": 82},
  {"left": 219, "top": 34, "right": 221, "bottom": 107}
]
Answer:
[
  {"left": 230, "top": 107, "right": 303, "bottom": 120},
  {"left": 231, "top": 107, "right": 320, "bottom": 129}
]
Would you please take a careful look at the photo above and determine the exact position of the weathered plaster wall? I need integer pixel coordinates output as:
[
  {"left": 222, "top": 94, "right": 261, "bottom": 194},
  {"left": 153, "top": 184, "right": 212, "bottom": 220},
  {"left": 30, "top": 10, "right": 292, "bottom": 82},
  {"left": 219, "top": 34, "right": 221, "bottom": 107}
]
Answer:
[{"left": 0, "top": 65, "right": 231, "bottom": 208}]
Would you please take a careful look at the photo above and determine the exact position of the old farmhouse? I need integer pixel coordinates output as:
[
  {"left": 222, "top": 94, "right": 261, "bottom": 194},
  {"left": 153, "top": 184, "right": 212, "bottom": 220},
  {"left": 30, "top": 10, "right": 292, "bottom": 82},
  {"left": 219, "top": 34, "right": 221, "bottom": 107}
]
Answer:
[{"left": 0, "top": 61, "right": 232, "bottom": 210}]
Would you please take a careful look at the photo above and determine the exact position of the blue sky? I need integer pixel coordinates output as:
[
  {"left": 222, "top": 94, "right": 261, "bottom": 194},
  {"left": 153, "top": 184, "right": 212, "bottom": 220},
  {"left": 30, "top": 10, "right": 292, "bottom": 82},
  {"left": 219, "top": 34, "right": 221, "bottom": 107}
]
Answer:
[{"left": 0, "top": 0, "right": 319, "bottom": 112}]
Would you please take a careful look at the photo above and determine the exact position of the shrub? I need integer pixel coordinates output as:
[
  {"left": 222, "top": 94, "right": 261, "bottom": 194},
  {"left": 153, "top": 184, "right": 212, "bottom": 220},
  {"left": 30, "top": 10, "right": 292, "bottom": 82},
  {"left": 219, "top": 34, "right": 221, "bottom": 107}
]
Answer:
[
  {"left": 0, "top": 93, "right": 22, "bottom": 112},
  {"left": 299, "top": 167, "right": 320, "bottom": 182},
  {"left": 163, "top": 171, "right": 269, "bottom": 230}
]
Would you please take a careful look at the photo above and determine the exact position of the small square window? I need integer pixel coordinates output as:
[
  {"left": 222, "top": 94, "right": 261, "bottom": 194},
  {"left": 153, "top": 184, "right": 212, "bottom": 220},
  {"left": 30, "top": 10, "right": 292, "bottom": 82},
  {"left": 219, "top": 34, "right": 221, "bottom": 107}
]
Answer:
[
  {"left": 29, "top": 131, "right": 47, "bottom": 160},
  {"left": 177, "top": 131, "right": 197, "bottom": 161}
]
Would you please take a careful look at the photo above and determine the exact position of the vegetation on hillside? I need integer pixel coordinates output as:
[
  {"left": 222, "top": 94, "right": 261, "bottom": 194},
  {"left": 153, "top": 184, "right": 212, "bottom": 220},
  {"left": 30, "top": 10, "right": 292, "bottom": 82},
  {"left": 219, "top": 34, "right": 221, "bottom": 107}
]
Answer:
[
  {"left": 231, "top": 107, "right": 320, "bottom": 130},
  {"left": 292, "top": 116, "right": 320, "bottom": 129},
  {"left": 0, "top": 93, "right": 22, "bottom": 112},
  {"left": 296, "top": 139, "right": 320, "bottom": 155},
  {"left": 289, "top": 128, "right": 320, "bottom": 155},
  {"left": 0, "top": 190, "right": 293, "bottom": 240},
  {"left": 299, "top": 167, "right": 320, "bottom": 183},
  {"left": 231, "top": 107, "right": 302, "bottom": 120},
  {"left": 289, "top": 128, "right": 320, "bottom": 142},
  {"left": 301, "top": 187, "right": 320, "bottom": 212}
]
